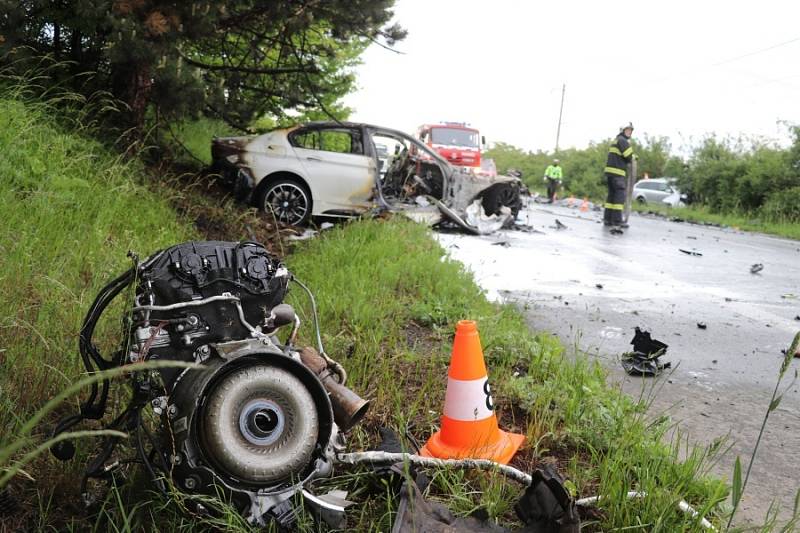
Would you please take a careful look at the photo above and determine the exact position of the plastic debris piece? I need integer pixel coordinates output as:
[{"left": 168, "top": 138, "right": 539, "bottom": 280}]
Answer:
[
  {"left": 622, "top": 327, "right": 670, "bottom": 377},
  {"left": 288, "top": 228, "right": 319, "bottom": 241},
  {"left": 631, "top": 327, "right": 668, "bottom": 356},
  {"left": 679, "top": 248, "right": 703, "bottom": 256},
  {"left": 697, "top": 322, "right": 707, "bottom": 330},
  {"left": 750, "top": 263, "right": 764, "bottom": 274}
]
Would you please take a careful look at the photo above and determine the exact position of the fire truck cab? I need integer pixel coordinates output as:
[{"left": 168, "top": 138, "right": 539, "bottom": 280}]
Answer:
[{"left": 415, "top": 122, "right": 484, "bottom": 169}]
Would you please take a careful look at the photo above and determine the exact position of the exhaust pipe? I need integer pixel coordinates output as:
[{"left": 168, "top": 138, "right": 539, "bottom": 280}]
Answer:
[{"left": 299, "top": 347, "right": 370, "bottom": 431}]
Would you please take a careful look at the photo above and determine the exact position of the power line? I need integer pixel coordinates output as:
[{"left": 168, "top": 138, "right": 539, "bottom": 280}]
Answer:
[
  {"left": 711, "top": 35, "right": 800, "bottom": 67},
  {"left": 641, "top": 35, "right": 800, "bottom": 88}
]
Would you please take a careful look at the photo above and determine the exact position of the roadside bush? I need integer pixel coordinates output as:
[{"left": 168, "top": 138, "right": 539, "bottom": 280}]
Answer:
[
  {"left": 487, "top": 135, "right": 695, "bottom": 202},
  {"left": 682, "top": 135, "right": 799, "bottom": 214},
  {"left": 760, "top": 186, "right": 800, "bottom": 223},
  {"left": 485, "top": 142, "right": 552, "bottom": 192},
  {"left": 488, "top": 127, "right": 800, "bottom": 222}
]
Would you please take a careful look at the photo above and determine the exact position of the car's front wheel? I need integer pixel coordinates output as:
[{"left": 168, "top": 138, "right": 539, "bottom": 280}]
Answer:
[
  {"left": 258, "top": 179, "right": 312, "bottom": 226},
  {"left": 482, "top": 182, "right": 521, "bottom": 219}
]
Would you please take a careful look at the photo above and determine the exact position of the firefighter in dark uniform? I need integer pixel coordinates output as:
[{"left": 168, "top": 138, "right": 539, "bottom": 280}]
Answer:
[{"left": 604, "top": 122, "right": 635, "bottom": 228}]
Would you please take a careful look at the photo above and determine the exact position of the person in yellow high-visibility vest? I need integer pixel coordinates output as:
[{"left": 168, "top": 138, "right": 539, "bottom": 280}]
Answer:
[
  {"left": 604, "top": 123, "right": 635, "bottom": 228},
  {"left": 542, "top": 159, "right": 563, "bottom": 203}
]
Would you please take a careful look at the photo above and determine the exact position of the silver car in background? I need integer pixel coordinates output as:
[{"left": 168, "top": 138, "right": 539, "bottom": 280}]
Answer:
[{"left": 633, "top": 177, "right": 686, "bottom": 207}]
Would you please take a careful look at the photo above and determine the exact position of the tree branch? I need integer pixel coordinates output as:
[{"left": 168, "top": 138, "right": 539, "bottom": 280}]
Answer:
[
  {"left": 239, "top": 84, "right": 314, "bottom": 107},
  {"left": 205, "top": 103, "right": 253, "bottom": 133},
  {"left": 178, "top": 51, "right": 315, "bottom": 75}
]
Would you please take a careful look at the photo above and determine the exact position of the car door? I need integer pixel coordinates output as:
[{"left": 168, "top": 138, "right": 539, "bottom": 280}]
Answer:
[
  {"left": 289, "top": 126, "right": 375, "bottom": 214},
  {"left": 652, "top": 181, "right": 672, "bottom": 202}
]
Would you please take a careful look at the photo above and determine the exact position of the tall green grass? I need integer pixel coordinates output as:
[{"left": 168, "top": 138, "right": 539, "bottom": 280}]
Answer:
[
  {"left": 0, "top": 95, "right": 193, "bottom": 414},
  {"left": 0, "top": 94, "right": 194, "bottom": 528}
]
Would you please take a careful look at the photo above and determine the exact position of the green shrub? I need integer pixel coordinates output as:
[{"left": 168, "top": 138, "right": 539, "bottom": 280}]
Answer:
[{"left": 760, "top": 186, "right": 800, "bottom": 223}]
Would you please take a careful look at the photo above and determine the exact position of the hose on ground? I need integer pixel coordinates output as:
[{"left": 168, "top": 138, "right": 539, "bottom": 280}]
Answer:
[{"left": 335, "top": 451, "right": 716, "bottom": 531}]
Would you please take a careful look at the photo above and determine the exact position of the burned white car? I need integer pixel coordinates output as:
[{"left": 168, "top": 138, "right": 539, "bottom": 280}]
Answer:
[{"left": 211, "top": 122, "right": 522, "bottom": 233}]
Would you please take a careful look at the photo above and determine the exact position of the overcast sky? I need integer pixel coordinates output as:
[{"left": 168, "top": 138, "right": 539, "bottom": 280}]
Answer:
[{"left": 342, "top": 0, "right": 800, "bottom": 153}]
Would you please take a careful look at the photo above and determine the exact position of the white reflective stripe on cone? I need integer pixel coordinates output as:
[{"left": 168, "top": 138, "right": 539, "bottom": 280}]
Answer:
[{"left": 443, "top": 377, "right": 494, "bottom": 421}]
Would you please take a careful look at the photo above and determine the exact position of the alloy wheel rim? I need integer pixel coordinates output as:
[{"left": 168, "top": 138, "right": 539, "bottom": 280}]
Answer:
[{"left": 265, "top": 183, "right": 308, "bottom": 225}]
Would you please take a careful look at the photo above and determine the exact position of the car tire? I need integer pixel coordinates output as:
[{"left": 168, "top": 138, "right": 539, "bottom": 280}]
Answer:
[
  {"left": 481, "top": 182, "right": 521, "bottom": 219},
  {"left": 257, "top": 178, "right": 312, "bottom": 226},
  {"left": 636, "top": 196, "right": 647, "bottom": 205}
]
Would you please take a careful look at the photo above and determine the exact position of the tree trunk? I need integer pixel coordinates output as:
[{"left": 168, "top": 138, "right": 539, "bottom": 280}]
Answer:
[
  {"left": 128, "top": 62, "right": 153, "bottom": 134},
  {"left": 53, "top": 24, "right": 60, "bottom": 58},
  {"left": 69, "top": 29, "right": 81, "bottom": 63}
]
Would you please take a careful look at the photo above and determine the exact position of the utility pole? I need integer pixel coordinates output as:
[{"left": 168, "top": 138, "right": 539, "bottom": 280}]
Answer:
[{"left": 555, "top": 83, "right": 565, "bottom": 153}]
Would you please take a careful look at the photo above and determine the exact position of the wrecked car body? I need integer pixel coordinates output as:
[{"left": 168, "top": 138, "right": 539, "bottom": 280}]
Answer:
[{"left": 211, "top": 122, "right": 522, "bottom": 233}]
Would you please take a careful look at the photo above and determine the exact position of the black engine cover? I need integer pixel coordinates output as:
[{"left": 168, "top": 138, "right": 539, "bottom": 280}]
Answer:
[{"left": 133, "top": 241, "right": 289, "bottom": 387}]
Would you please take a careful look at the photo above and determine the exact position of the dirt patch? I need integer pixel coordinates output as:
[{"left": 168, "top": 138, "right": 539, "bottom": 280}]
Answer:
[
  {"left": 404, "top": 320, "right": 445, "bottom": 355},
  {"left": 148, "top": 164, "right": 307, "bottom": 256}
]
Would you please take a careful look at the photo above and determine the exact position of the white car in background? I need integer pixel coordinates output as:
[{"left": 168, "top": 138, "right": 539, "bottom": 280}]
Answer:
[{"left": 633, "top": 177, "right": 687, "bottom": 207}]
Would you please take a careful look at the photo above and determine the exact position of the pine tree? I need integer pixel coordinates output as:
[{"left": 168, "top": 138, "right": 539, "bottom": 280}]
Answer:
[{"left": 0, "top": 1, "right": 405, "bottom": 131}]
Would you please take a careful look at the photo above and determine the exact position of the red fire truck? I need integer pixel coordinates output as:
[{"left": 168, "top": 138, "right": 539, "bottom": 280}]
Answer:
[{"left": 414, "top": 122, "right": 484, "bottom": 169}]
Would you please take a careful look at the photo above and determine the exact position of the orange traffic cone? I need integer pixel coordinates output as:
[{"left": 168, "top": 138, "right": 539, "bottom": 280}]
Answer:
[
  {"left": 420, "top": 320, "right": 525, "bottom": 464},
  {"left": 580, "top": 197, "right": 589, "bottom": 213}
]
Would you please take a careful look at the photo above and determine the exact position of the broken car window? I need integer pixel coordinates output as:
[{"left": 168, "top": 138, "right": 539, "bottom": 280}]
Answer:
[{"left": 290, "top": 127, "right": 363, "bottom": 155}]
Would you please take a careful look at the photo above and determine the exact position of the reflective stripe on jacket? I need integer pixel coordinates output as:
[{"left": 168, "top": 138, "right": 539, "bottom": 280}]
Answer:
[{"left": 605, "top": 133, "right": 634, "bottom": 176}]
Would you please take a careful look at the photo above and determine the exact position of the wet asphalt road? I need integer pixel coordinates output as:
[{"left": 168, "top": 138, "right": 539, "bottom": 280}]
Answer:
[{"left": 436, "top": 202, "right": 800, "bottom": 525}]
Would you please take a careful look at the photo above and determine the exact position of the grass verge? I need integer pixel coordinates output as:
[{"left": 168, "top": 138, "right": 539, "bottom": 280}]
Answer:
[
  {"left": 0, "top": 94, "right": 194, "bottom": 530},
  {"left": 284, "top": 218, "right": 729, "bottom": 531},
  {"left": 1, "top": 95, "right": 731, "bottom": 531},
  {"left": 633, "top": 202, "right": 800, "bottom": 240}
]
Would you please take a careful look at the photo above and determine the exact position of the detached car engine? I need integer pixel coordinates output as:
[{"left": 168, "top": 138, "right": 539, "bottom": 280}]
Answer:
[{"left": 52, "top": 241, "right": 369, "bottom": 526}]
